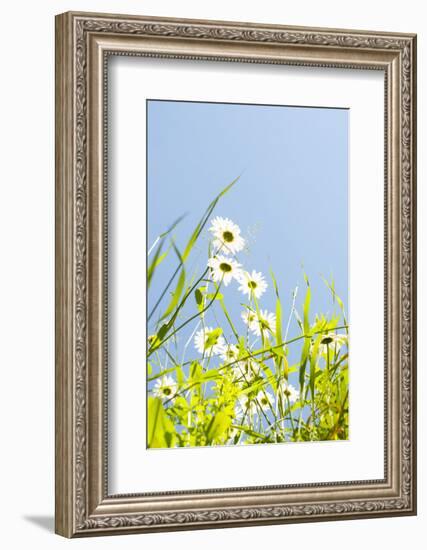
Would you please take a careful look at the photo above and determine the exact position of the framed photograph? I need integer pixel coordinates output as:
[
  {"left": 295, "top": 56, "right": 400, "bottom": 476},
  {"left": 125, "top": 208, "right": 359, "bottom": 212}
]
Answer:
[{"left": 55, "top": 11, "right": 417, "bottom": 537}]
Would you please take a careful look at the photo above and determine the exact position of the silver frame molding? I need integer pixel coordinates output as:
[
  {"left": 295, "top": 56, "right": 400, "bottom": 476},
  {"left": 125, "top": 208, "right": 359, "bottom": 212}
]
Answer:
[{"left": 55, "top": 11, "right": 417, "bottom": 538}]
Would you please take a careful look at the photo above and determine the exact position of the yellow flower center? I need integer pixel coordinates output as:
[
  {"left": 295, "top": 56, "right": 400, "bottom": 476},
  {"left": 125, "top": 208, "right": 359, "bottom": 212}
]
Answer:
[
  {"left": 219, "top": 262, "right": 232, "bottom": 273},
  {"left": 222, "top": 231, "right": 234, "bottom": 243}
]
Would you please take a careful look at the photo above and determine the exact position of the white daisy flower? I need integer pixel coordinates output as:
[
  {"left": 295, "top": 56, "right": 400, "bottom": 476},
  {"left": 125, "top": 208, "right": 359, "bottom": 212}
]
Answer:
[
  {"left": 241, "top": 309, "right": 257, "bottom": 330},
  {"left": 220, "top": 344, "right": 240, "bottom": 364},
  {"left": 318, "top": 332, "right": 348, "bottom": 355},
  {"left": 209, "top": 216, "right": 245, "bottom": 255},
  {"left": 238, "top": 393, "right": 257, "bottom": 416},
  {"left": 238, "top": 270, "right": 268, "bottom": 299},
  {"left": 242, "top": 309, "right": 276, "bottom": 336},
  {"left": 152, "top": 375, "right": 177, "bottom": 400},
  {"left": 279, "top": 380, "right": 299, "bottom": 404},
  {"left": 207, "top": 255, "right": 242, "bottom": 286},
  {"left": 194, "top": 326, "right": 225, "bottom": 355},
  {"left": 256, "top": 390, "right": 275, "bottom": 411}
]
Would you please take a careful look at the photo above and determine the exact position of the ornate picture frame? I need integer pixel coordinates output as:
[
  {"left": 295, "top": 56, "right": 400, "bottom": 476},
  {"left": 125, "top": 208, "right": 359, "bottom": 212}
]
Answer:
[{"left": 55, "top": 11, "right": 417, "bottom": 537}]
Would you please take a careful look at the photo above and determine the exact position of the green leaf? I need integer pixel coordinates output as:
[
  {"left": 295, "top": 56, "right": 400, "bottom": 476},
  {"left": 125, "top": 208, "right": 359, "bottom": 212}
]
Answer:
[
  {"left": 189, "top": 361, "right": 203, "bottom": 383},
  {"left": 156, "top": 323, "right": 169, "bottom": 341},
  {"left": 205, "top": 327, "right": 223, "bottom": 348},
  {"left": 176, "top": 365, "right": 185, "bottom": 386},
  {"left": 188, "top": 365, "right": 221, "bottom": 387},
  {"left": 238, "top": 336, "right": 246, "bottom": 356},
  {"left": 200, "top": 369, "right": 221, "bottom": 381},
  {"left": 206, "top": 411, "right": 232, "bottom": 443},
  {"left": 195, "top": 288, "right": 203, "bottom": 306},
  {"left": 231, "top": 424, "right": 269, "bottom": 442},
  {"left": 206, "top": 292, "right": 224, "bottom": 301},
  {"left": 147, "top": 397, "right": 176, "bottom": 448}
]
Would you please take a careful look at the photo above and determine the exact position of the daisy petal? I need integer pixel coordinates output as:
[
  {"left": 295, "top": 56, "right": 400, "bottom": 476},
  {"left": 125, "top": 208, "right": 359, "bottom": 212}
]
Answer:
[{"left": 209, "top": 216, "right": 245, "bottom": 255}]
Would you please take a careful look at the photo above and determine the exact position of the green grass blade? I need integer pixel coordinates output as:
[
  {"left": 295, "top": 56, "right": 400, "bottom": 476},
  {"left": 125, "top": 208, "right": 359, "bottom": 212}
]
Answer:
[
  {"left": 182, "top": 175, "right": 240, "bottom": 262},
  {"left": 231, "top": 425, "right": 269, "bottom": 442},
  {"left": 159, "top": 214, "right": 187, "bottom": 239},
  {"left": 309, "top": 335, "right": 321, "bottom": 401},
  {"left": 322, "top": 275, "right": 348, "bottom": 326},
  {"left": 147, "top": 247, "right": 170, "bottom": 288},
  {"left": 147, "top": 215, "right": 185, "bottom": 257},
  {"left": 148, "top": 365, "right": 180, "bottom": 382},
  {"left": 159, "top": 267, "right": 186, "bottom": 322},
  {"left": 157, "top": 239, "right": 188, "bottom": 324},
  {"left": 147, "top": 241, "right": 166, "bottom": 288},
  {"left": 298, "top": 337, "right": 310, "bottom": 398},
  {"left": 147, "top": 397, "right": 176, "bottom": 448},
  {"left": 297, "top": 274, "right": 312, "bottom": 397},
  {"left": 148, "top": 177, "right": 239, "bottom": 321},
  {"left": 206, "top": 411, "right": 232, "bottom": 444},
  {"left": 302, "top": 276, "right": 311, "bottom": 336},
  {"left": 270, "top": 269, "right": 285, "bottom": 377}
]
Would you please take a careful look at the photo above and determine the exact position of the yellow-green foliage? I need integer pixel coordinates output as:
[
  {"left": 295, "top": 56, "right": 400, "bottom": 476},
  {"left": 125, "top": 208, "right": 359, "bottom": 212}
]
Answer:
[{"left": 147, "top": 179, "right": 349, "bottom": 447}]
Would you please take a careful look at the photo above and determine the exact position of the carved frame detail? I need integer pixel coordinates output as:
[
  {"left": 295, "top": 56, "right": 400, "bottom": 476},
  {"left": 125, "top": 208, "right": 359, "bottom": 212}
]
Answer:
[{"left": 55, "top": 11, "right": 416, "bottom": 537}]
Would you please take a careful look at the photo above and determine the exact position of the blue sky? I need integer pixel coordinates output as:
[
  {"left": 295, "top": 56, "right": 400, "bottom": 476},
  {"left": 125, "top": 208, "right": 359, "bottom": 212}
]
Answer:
[{"left": 147, "top": 99, "right": 348, "bottom": 369}]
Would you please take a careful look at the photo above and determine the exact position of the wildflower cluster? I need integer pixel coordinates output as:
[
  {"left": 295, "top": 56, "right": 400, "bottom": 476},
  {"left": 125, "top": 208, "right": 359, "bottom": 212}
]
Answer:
[{"left": 147, "top": 182, "right": 349, "bottom": 448}]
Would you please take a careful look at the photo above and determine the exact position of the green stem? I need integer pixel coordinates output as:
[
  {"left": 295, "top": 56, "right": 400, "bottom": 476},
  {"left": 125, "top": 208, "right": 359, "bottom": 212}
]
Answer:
[
  {"left": 286, "top": 394, "right": 296, "bottom": 436},
  {"left": 148, "top": 263, "right": 181, "bottom": 321},
  {"left": 148, "top": 278, "right": 221, "bottom": 356},
  {"left": 216, "top": 325, "right": 349, "bottom": 372}
]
